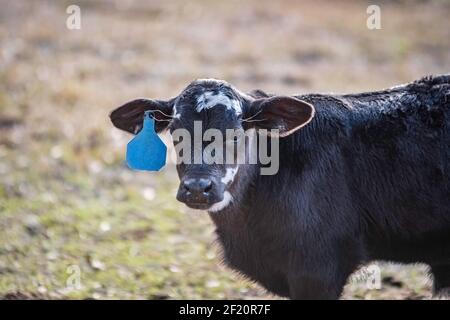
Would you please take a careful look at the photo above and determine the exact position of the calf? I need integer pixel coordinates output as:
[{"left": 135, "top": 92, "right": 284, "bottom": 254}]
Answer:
[{"left": 110, "top": 75, "right": 450, "bottom": 299}]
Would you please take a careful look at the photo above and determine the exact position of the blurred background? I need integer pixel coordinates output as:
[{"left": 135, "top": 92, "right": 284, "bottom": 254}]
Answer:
[{"left": 1, "top": 0, "right": 450, "bottom": 299}]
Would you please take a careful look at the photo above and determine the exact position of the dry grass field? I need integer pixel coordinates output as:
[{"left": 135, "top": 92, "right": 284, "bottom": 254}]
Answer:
[{"left": 1, "top": 0, "right": 450, "bottom": 299}]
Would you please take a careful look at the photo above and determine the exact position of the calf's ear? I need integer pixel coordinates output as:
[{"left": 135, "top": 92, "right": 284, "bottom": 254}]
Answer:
[
  {"left": 243, "top": 96, "right": 315, "bottom": 137},
  {"left": 109, "top": 98, "right": 174, "bottom": 134}
]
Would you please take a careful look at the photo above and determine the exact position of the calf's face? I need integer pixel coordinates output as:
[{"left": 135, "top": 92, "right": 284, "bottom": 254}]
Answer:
[{"left": 110, "top": 79, "right": 315, "bottom": 212}]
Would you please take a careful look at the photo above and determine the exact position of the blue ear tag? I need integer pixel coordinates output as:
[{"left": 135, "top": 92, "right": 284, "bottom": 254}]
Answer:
[{"left": 126, "top": 111, "right": 167, "bottom": 171}]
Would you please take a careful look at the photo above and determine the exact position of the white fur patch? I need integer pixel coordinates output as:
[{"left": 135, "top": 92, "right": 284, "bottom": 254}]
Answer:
[
  {"left": 221, "top": 166, "right": 238, "bottom": 185},
  {"left": 208, "top": 191, "right": 233, "bottom": 212},
  {"left": 196, "top": 91, "right": 242, "bottom": 115},
  {"left": 173, "top": 104, "right": 181, "bottom": 119},
  {"left": 390, "top": 83, "right": 409, "bottom": 90}
]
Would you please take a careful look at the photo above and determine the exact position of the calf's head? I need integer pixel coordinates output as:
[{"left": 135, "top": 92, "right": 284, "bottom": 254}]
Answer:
[{"left": 110, "top": 79, "right": 314, "bottom": 212}]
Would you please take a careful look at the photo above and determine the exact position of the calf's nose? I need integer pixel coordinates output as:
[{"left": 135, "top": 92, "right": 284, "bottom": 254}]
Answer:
[{"left": 182, "top": 178, "right": 213, "bottom": 197}]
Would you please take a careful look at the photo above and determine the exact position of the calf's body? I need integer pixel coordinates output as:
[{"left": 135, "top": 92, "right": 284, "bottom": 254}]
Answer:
[
  {"left": 111, "top": 75, "right": 450, "bottom": 299},
  {"left": 210, "top": 76, "right": 450, "bottom": 299}
]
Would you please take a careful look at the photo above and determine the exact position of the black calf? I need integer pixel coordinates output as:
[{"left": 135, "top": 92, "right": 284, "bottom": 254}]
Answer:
[{"left": 111, "top": 75, "right": 450, "bottom": 299}]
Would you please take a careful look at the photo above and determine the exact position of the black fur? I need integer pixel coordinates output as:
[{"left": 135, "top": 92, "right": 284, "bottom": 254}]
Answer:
[
  {"left": 210, "top": 75, "right": 450, "bottom": 299},
  {"left": 111, "top": 75, "right": 450, "bottom": 299}
]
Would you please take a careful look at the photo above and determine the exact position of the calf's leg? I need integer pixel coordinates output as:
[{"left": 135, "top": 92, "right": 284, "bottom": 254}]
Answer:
[
  {"left": 287, "top": 249, "right": 360, "bottom": 300},
  {"left": 288, "top": 273, "right": 345, "bottom": 299},
  {"left": 431, "top": 264, "right": 450, "bottom": 297}
]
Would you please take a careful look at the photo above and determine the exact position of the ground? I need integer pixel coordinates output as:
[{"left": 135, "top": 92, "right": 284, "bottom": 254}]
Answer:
[{"left": 0, "top": 0, "right": 449, "bottom": 299}]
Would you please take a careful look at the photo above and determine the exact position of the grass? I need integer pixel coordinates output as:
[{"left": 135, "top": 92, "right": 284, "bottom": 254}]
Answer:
[{"left": 0, "top": 0, "right": 449, "bottom": 299}]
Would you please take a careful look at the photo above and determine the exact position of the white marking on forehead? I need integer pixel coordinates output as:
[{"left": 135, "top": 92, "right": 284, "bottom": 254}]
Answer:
[
  {"left": 196, "top": 91, "right": 242, "bottom": 115},
  {"left": 208, "top": 191, "right": 233, "bottom": 212},
  {"left": 221, "top": 166, "right": 238, "bottom": 185}
]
